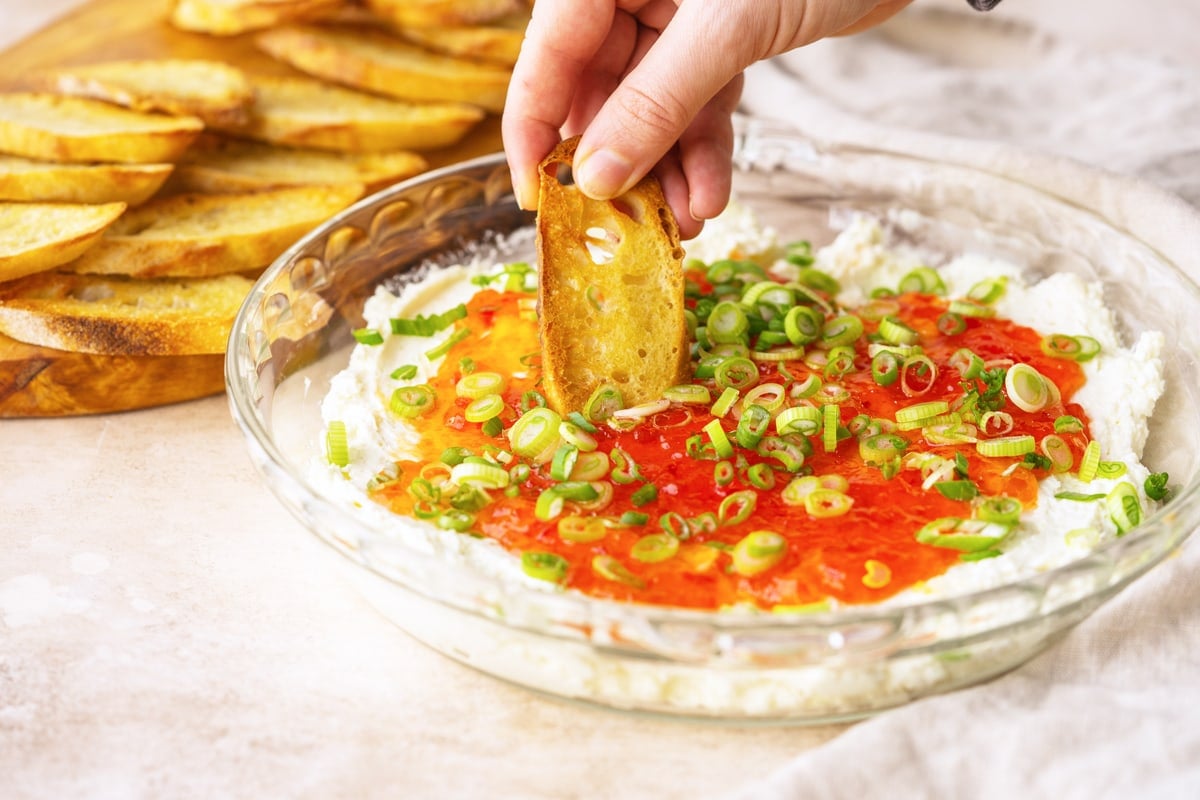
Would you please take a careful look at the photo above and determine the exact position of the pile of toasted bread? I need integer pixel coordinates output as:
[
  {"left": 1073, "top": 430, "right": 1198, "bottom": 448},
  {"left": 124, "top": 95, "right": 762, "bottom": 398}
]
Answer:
[{"left": 0, "top": 0, "right": 527, "bottom": 415}]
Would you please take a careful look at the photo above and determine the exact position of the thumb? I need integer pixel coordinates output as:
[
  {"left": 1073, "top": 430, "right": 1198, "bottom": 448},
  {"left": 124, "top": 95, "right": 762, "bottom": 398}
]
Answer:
[{"left": 573, "top": 3, "right": 755, "bottom": 200}]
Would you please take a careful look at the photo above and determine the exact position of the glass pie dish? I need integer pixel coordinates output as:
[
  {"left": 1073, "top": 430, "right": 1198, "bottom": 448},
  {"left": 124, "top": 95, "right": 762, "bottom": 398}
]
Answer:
[{"left": 226, "top": 119, "right": 1200, "bottom": 723}]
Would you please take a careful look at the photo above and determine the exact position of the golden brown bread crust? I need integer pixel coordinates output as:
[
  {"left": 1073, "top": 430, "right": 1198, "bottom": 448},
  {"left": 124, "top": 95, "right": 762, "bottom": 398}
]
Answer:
[
  {"left": 536, "top": 136, "right": 689, "bottom": 415},
  {"left": 0, "top": 272, "right": 254, "bottom": 356},
  {"left": 254, "top": 25, "right": 512, "bottom": 113},
  {"left": 0, "top": 94, "right": 203, "bottom": 165},
  {"left": 0, "top": 201, "right": 127, "bottom": 282},
  {"left": 36, "top": 59, "right": 256, "bottom": 128},
  {"left": 65, "top": 184, "right": 364, "bottom": 278},
  {"left": 0, "top": 157, "right": 172, "bottom": 205}
]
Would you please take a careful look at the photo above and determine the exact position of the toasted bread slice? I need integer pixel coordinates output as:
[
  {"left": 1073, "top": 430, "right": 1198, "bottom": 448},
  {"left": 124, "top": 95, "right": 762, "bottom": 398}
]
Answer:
[
  {"left": 536, "top": 138, "right": 688, "bottom": 414},
  {"left": 397, "top": 18, "right": 525, "bottom": 67},
  {"left": 215, "top": 75, "right": 483, "bottom": 153},
  {"left": 0, "top": 156, "right": 172, "bottom": 206},
  {"left": 169, "top": 133, "right": 426, "bottom": 194},
  {"left": 169, "top": 0, "right": 344, "bottom": 35},
  {"left": 0, "top": 202, "right": 128, "bottom": 283},
  {"left": 0, "top": 272, "right": 253, "bottom": 356},
  {"left": 365, "top": 0, "right": 524, "bottom": 28},
  {"left": 255, "top": 25, "right": 511, "bottom": 113},
  {"left": 0, "top": 331, "right": 225, "bottom": 417},
  {"left": 38, "top": 59, "right": 255, "bottom": 128},
  {"left": 66, "top": 184, "right": 363, "bottom": 278},
  {"left": 0, "top": 94, "right": 203, "bottom": 165}
]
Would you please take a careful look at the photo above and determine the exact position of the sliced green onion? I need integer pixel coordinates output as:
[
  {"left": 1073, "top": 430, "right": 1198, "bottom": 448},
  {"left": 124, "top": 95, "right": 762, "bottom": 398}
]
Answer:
[
  {"left": 550, "top": 444, "right": 579, "bottom": 481},
  {"left": 1040, "top": 434, "right": 1074, "bottom": 472},
  {"left": 795, "top": 267, "right": 839, "bottom": 294},
  {"left": 1041, "top": 333, "right": 1102, "bottom": 362},
  {"left": 718, "top": 490, "right": 757, "bottom": 525},
  {"left": 1145, "top": 472, "right": 1171, "bottom": 502},
  {"left": 440, "top": 446, "right": 471, "bottom": 466},
  {"left": 736, "top": 404, "right": 772, "bottom": 449},
  {"left": 746, "top": 463, "right": 775, "bottom": 490},
  {"left": 557, "top": 515, "right": 608, "bottom": 543},
  {"left": 1106, "top": 482, "right": 1141, "bottom": 535},
  {"left": 714, "top": 356, "right": 759, "bottom": 390},
  {"left": 451, "top": 461, "right": 509, "bottom": 489},
  {"left": 630, "top": 483, "right": 658, "bottom": 507},
  {"left": 949, "top": 348, "right": 985, "bottom": 380},
  {"left": 521, "top": 551, "right": 568, "bottom": 583},
  {"left": 436, "top": 509, "right": 475, "bottom": 532},
  {"left": 558, "top": 421, "right": 598, "bottom": 452},
  {"left": 948, "top": 299, "right": 996, "bottom": 319},
  {"left": 583, "top": 384, "right": 624, "bottom": 422},
  {"left": 352, "top": 327, "right": 384, "bottom": 345},
  {"left": 456, "top": 371, "right": 506, "bottom": 399},
  {"left": 976, "top": 435, "right": 1036, "bottom": 458},
  {"left": 714, "top": 460, "right": 735, "bottom": 486},
  {"left": 934, "top": 480, "right": 978, "bottom": 502},
  {"left": 742, "top": 383, "right": 786, "bottom": 414},
  {"left": 916, "top": 517, "right": 1013, "bottom": 552},
  {"left": 784, "top": 306, "right": 823, "bottom": 345},
  {"left": 390, "top": 304, "right": 467, "bottom": 337},
  {"left": 820, "top": 314, "right": 864, "bottom": 348},
  {"left": 859, "top": 433, "right": 907, "bottom": 466},
  {"left": 390, "top": 364, "right": 418, "bottom": 381},
  {"left": 389, "top": 384, "right": 436, "bottom": 418},
  {"left": 936, "top": 311, "right": 967, "bottom": 336},
  {"left": 565, "top": 411, "right": 597, "bottom": 433},
  {"left": 534, "top": 489, "right": 565, "bottom": 521},
  {"left": 464, "top": 393, "right": 504, "bottom": 423},
  {"left": 568, "top": 451, "right": 609, "bottom": 481},
  {"left": 804, "top": 489, "right": 854, "bottom": 518},
  {"left": 663, "top": 384, "right": 711, "bottom": 405},
  {"left": 325, "top": 421, "right": 349, "bottom": 467},
  {"left": 878, "top": 316, "right": 919, "bottom": 346},
  {"left": 822, "top": 404, "right": 840, "bottom": 452},
  {"left": 896, "top": 401, "right": 949, "bottom": 425},
  {"left": 554, "top": 481, "right": 600, "bottom": 501},
  {"left": 1005, "top": 364, "right": 1050, "bottom": 412},
  {"left": 592, "top": 555, "right": 645, "bottom": 589},
  {"left": 632, "top": 533, "right": 680, "bottom": 563},
  {"left": 1097, "top": 461, "right": 1127, "bottom": 479},
  {"left": 1055, "top": 491, "right": 1106, "bottom": 502},
  {"left": 1078, "top": 440, "right": 1101, "bottom": 482},
  {"left": 619, "top": 511, "right": 650, "bottom": 526},
  {"left": 776, "top": 405, "right": 822, "bottom": 436},
  {"left": 966, "top": 276, "right": 1007, "bottom": 304},
  {"left": 519, "top": 390, "right": 547, "bottom": 412},
  {"left": 898, "top": 266, "right": 945, "bottom": 295},
  {"left": 731, "top": 531, "right": 787, "bottom": 576},
  {"left": 1054, "top": 415, "right": 1084, "bottom": 434},
  {"left": 976, "top": 496, "right": 1022, "bottom": 524},
  {"left": 702, "top": 419, "right": 735, "bottom": 459},
  {"left": 424, "top": 328, "right": 469, "bottom": 360},
  {"left": 871, "top": 350, "right": 901, "bottom": 387},
  {"left": 707, "top": 301, "right": 751, "bottom": 344},
  {"left": 711, "top": 387, "right": 740, "bottom": 418},
  {"left": 507, "top": 407, "right": 562, "bottom": 458},
  {"left": 789, "top": 374, "right": 822, "bottom": 400}
]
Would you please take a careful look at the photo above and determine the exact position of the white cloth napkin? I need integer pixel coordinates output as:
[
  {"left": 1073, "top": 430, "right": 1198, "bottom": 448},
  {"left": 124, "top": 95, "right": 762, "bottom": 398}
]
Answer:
[{"left": 734, "top": 5, "right": 1200, "bottom": 798}]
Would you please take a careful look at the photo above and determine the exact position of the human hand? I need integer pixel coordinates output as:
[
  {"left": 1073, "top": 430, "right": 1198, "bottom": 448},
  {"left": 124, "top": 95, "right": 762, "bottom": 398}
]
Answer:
[{"left": 503, "top": 0, "right": 915, "bottom": 238}]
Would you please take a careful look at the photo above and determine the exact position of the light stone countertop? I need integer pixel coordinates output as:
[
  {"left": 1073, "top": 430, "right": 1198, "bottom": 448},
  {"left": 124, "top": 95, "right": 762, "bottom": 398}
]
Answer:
[{"left": 3, "top": 3, "right": 1198, "bottom": 799}]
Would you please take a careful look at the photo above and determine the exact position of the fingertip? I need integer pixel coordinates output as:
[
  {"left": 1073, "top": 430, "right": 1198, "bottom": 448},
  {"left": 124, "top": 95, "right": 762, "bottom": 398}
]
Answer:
[{"left": 574, "top": 147, "right": 636, "bottom": 200}]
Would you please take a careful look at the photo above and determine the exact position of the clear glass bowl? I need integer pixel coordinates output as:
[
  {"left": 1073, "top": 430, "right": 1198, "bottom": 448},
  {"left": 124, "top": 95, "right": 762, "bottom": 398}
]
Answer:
[{"left": 227, "top": 119, "right": 1200, "bottom": 723}]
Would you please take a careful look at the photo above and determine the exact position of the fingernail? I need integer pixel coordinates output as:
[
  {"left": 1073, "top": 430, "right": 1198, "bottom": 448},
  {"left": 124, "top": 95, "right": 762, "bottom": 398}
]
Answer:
[{"left": 575, "top": 148, "right": 634, "bottom": 199}]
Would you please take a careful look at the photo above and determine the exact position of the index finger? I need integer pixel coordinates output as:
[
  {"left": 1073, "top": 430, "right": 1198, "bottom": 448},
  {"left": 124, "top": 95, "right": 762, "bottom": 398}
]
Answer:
[{"left": 502, "top": 0, "right": 617, "bottom": 209}]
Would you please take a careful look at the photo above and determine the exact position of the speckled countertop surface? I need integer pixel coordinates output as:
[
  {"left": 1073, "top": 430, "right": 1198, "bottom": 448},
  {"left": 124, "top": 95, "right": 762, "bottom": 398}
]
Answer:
[{"left": 3, "top": 3, "right": 1198, "bottom": 799}]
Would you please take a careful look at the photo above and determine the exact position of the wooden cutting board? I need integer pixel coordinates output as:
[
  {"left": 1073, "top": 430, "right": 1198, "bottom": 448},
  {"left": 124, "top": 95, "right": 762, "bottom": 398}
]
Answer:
[{"left": 0, "top": 0, "right": 505, "bottom": 416}]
